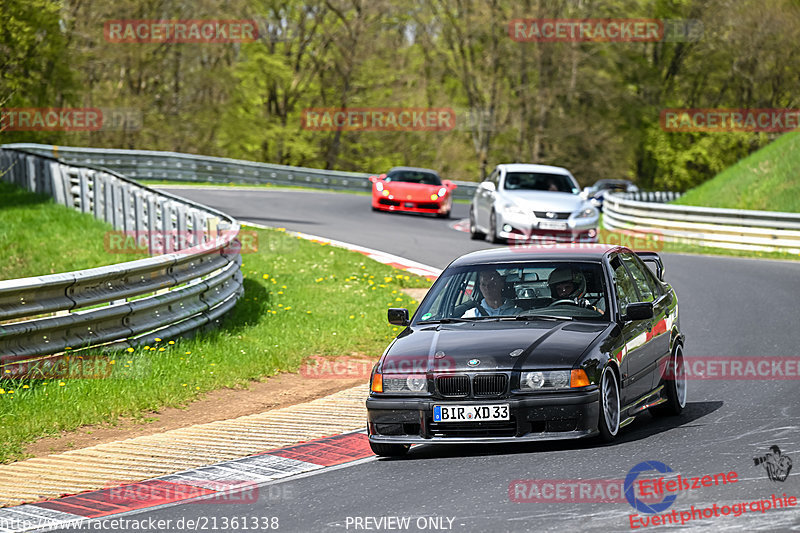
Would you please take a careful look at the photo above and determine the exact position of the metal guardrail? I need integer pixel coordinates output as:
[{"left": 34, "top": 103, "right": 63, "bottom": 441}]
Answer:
[
  {"left": 0, "top": 147, "right": 244, "bottom": 372},
  {"left": 604, "top": 192, "right": 800, "bottom": 254},
  {"left": 2, "top": 144, "right": 481, "bottom": 200}
]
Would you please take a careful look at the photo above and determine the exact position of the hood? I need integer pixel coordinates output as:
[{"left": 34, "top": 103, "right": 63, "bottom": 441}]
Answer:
[
  {"left": 380, "top": 181, "right": 442, "bottom": 201},
  {"left": 501, "top": 191, "right": 586, "bottom": 213},
  {"left": 381, "top": 321, "right": 609, "bottom": 373}
]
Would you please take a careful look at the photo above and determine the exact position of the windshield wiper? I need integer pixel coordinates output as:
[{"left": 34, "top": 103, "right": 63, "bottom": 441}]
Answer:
[
  {"left": 515, "top": 314, "right": 574, "bottom": 321},
  {"left": 420, "top": 318, "right": 474, "bottom": 324}
]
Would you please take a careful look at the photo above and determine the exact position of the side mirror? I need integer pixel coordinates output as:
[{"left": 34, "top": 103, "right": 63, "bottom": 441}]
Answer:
[
  {"left": 443, "top": 179, "right": 457, "bottom": 190},
  {"left": 388, "top": 308, "right": 410, "bottom": 326},
  {"left": 369, "top": 175, "right": 378, "bottom": 183},
  {"left": 481, "top": 181, "right": 496, "bottom": 192},
  {"left": 622, "top": 302, "right": 654, "bottom": 322}
]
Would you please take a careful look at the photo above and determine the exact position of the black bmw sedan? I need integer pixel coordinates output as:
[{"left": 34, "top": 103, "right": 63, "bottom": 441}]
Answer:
[{"left": 366, "top": 244, "right": 686, "bottom": 457}]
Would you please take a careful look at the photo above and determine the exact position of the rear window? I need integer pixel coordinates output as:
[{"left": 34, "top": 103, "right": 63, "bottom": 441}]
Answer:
[
  {"left": 385, "top": 170, "right": 441, "bottom": 185},
  {"left": 503, "top": 172, "right": 574, "bottom": 193}
]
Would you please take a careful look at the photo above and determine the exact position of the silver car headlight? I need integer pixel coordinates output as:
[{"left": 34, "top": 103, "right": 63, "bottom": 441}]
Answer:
[
  {"left": 520, "top": 370, "right": 570, "bottom": 390},
  {"left": 574, "top": 207, "right": 597, "bottom": 219},
  {"left": 501, "top": 203, "right": 527, "bottom": 216},
  {"left": 383, "top": 374, "right": 428, "bottom": 394}
]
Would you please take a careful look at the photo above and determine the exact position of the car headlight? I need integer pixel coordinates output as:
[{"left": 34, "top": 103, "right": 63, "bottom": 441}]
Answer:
[
  {"left": 501, "top": 203, "right": 527, "bottom": 216},
  {"left": 521, "top": 370, "right": 570, "bottom": 390},
  {"left": 574, "top": 207, "right": 597, "bottom": 219},
  {"left": 376, "top": 182, "right": 383, "bottom": 192},
  {"left": 437, "top": 187, "right": 447, "bottom": 197},
  {"left": 382, "top": 374, "right": 428, "bottom": 394}
]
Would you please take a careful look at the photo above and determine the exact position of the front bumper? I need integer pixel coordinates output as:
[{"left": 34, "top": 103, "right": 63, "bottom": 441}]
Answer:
[
  {"left": 496, "top": 211, "right": 599, "bottom": 243},
  {"left": 366, "top": 389, "right": 600, "bottom": 444},
  {"left": 374, "top": 196, "right": 450, "bottom": 215}
]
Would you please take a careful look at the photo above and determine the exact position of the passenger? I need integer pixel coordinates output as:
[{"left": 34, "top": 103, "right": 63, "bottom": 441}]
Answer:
[{"left": 462, "top": 270, "right": 521, "bottom": 317}]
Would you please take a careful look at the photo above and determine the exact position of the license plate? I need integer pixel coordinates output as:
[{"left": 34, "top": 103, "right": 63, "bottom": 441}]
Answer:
[
  {"left": 404, "top": 202, "right": 414, "bottom": 208},
  {"left": 433, "top": 404, "right": 509, "bottom": 422},
  {"left": 539, "top": 221, "right": 567, "bottom": 231}
]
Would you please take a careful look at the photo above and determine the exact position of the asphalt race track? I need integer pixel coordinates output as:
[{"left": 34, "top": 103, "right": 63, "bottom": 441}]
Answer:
[{"left": 64, "top": 187, "right": 799, "bottom": 532}]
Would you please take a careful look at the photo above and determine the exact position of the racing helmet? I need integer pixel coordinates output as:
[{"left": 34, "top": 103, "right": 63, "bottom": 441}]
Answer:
[{"left": 548, "top": 267, "right": 586, "bottom": 300}]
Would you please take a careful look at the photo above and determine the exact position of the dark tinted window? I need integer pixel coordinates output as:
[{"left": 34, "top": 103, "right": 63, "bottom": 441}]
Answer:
[
  {"left": 503, "top": 172, "right": 574, "bottom": 193},
  {"left": 385, "top": 170, "right": 441, "bottom": 185},
  {"left": 620, "top": 253, "right": 661, "bottom": 302},
  {"left": 611, "top": 256, "right": 638, "bottom": 311}
]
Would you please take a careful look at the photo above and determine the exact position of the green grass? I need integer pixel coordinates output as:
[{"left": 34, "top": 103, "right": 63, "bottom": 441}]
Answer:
[
  {"left": 0, "top": 226, "right": 430, "bottom": 463},
  {"left": 0, "top": 182, "right": 149, "bottom": 280},
  {"left": 672, "top": 131, "right": 800, "bottom": 212}
]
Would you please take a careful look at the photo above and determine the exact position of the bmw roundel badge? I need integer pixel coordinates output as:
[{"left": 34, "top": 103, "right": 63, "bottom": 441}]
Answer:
[{"left": 468, "top": 359, "right": 480, "bottom": 367}]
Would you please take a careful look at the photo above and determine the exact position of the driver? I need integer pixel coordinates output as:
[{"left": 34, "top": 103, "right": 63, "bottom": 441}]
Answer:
[
  {"left": 462, "top": 270, "right": 521, "bottom": 317},
  {"left": 547, "top": 267, "right": 603, "bottom": 314}
]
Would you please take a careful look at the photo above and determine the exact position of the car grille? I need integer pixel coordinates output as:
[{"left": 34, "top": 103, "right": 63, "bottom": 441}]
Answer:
[
  {"left": 429, "top": 418, "right": 518, "bottom": 438},
  {"left": 378, "top": 198, "right": 401, "bottom": 206},
  {"left": 473, "top": 374, "right": 508, "bottom": 397},
  {"left": 534, "top": 211, "right": 571, "bottom": 219},
  {"left": 436, "top": 375, "right": 470, "bottom": 397},
  {"left": 416, "top": 202, "right": 440, "bottom": 210}
]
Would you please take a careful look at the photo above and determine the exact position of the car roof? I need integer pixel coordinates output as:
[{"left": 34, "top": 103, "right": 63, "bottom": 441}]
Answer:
[
  {"left": 448, "top": 244, "right": 629, "bottom": 267},
  {"left": 595, "top": 179, "right": 632, "bottom": 185},
  {"left": 387, "top": 166, "right": 440, "bottom": 176},
  {"left": 497, "top": 163, "right": 572, "bottom": 175}
]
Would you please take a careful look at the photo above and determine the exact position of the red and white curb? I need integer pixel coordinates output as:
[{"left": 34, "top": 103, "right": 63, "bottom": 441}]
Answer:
[
  {"left": 244, "top": 222, "right": 442, "bottom": 281},
  {"left": 0, "top": 431, "right": 374, "bottom": 532}
]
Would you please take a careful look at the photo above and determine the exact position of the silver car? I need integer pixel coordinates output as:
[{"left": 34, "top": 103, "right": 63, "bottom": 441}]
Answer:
[{"left": 469, "top": 163, "right": 599, "bottom": 243}]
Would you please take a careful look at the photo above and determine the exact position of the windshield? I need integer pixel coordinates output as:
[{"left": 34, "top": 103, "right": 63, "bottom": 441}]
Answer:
[
  {"left": 414, "top": 262, "right": 609, "bottom": 323},
  {"left": 503, "top": 172, "right": 574, "bottom": 193},
  {"left": 385, "top": 170, "right": 442, "bottom": 185}
]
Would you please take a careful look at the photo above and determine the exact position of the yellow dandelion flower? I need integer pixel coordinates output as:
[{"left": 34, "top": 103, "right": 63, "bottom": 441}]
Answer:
[
  {"left": 0, "top": 389, "right": 5, "bottom": 394},
  {"left": 158, "top": 348, "right": 165, "bottom": 352},
  {"left": 284, "top": 306, "right": 292, "bottom": 310},
  {"left": 22, "top": 385, "right": 29, "bottom": 389},
  {"left": 349, "top": 315, "right": 355, "bottom": 319},
  {"left": 59, "top": 382, "right": 65, "bottom": 386},
  {"left": 182, "top": 383, "right": 187, "bottom": 387},
  {"left": 109, "top": 360, "right": 116, "bottom": 365},
  {"left": 155, "top": 338, "right": 162, "bottom": 342},
  {"left": 144, "top": 345, "right": 150, "bottom": 350},
  {"left": 262, "top": 274, "right": 269, "bottom": 279},
  {"left": 185, "top": 351, "right": 191, "bottom": 355},
  {"left": 168, "top": 341, "right": 175, "bottom": 345},
  {"left": 126, "top": 347, "right": 134, "bottom": 353}
]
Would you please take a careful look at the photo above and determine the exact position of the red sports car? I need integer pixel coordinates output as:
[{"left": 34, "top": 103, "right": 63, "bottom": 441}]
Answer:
[{"left": 370, "top": 166, "right": 457, "bottom": 218}]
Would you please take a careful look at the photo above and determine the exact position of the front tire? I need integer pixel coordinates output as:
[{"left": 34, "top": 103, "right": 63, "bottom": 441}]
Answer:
[
  {"left": 598, "top": 366, "right": 620, "bottom": 442},
  {"left": 651, "top": 345, "right": 687, "bottom": 416},
  {"left": 469, "top": 208, "right": 485, "bottom": 240},
  {"left": 489, "top": 211, "right": 503, "bottom": 244},
  {"left": 369, "top": 441, "right": 410, "bottom": 457}
]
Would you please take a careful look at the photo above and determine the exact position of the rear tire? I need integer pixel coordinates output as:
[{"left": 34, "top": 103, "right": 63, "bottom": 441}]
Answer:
[
  {"left": 597, "top": 366, "right": 620, "bottom": 443},
  {"left": 651, "top": 345, "right": 687, "bottom": 416},
  {"left": 437, "top": 210, "right": 451, "bottom": 219},
  {"left": 469, "top": 209, "right": 485, "bottom": 240},
  {"left": 369, "top": 441, "right": 410, "bottom": 457}
]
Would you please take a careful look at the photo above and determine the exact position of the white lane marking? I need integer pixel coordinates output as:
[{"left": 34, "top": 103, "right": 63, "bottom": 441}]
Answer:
[{"left": 242, "top": 221, "right": 442, "bottom": 278}]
